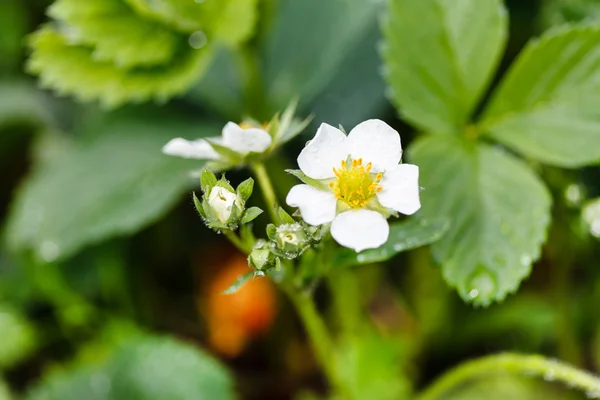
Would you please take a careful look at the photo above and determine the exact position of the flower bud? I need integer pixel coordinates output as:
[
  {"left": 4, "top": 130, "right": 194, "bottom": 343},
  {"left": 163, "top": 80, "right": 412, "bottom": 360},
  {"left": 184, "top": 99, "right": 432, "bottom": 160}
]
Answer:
[
  {"left": 207, "top": 186, "right": 238, "bottom": 224},
  {"left": 273, "top": 223, "right": 310, "bottom": 259},
  {"left": 248, "top": 240, "right": 274, "bottom": 270}
]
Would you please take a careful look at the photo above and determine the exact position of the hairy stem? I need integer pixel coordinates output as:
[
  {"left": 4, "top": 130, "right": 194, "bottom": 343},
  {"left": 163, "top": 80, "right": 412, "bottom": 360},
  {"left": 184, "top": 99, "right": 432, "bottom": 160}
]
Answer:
[{"left": 417, "top": 353, "right": 600, "bottom": 400}]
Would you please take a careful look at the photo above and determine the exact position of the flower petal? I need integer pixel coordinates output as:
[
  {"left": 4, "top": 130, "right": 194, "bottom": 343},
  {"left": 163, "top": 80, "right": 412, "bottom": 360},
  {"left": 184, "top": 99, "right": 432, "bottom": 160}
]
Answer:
[
  {"left": 330, "top": 209, "right": 389, "bottom": 252},
  {"left": 222, "top": 122, "right": 272, "bottom": 154},
  {"left": 346, "top": 119, "right": 402, "bottom": 172},
  {"left": 377, "top": 164, "right": 421, "bottom": 215},
  {"left": 286, "top": 184, "right": 337, "bottom": 226},
  {"left": 297, "top": 123, "right": 348, "bottom": 179},
  {"left": 162, "top": 137, "right": 220, "bottom": 160}
]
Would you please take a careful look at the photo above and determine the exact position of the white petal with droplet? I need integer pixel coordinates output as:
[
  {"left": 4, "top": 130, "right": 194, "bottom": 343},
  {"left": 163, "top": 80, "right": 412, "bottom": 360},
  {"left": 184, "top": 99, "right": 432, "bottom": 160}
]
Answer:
[{"left": 297, "top": 123, "right": 349, "bottom": 179}]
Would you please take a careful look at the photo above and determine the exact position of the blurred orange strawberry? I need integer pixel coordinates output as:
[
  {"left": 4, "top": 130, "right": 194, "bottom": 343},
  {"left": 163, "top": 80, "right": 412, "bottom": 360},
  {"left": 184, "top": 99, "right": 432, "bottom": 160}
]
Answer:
[{"left": 198, "top": 250, "right": 277, "bottom": 357}]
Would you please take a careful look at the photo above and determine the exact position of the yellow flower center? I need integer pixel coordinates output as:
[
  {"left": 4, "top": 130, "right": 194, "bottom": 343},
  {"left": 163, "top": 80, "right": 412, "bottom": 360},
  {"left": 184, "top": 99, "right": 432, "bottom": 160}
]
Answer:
[{"left": 329, "top": 158, "right": 383, "bottom": 208}]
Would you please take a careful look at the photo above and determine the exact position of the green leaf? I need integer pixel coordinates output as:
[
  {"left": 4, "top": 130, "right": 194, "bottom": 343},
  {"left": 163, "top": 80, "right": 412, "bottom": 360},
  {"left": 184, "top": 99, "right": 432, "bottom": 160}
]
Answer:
[
  {"left": 241, "top": 207, "right": 263, "bottom": 225},
  {"left": 382, "top": 0, "right": 507, "bottom": 133},
  {"left": 334, "top": 217, "right": 449, "bottom": 267},
  {"left": 236, "top": 178, "right": 254, "bottom": 202},
  {"left": 0, "top": 305, "right": 37, "bottom": 369},
  {"left": 481, "top": 24, "right": 600, "bottom": 167},
  {"left": 192, "top": 192, "right": 205, "bottom": 219},
  {"left": 27, "top": 27, "right": 212, "bottom": 108},
  {"left": 125, "top": 0, "right": 258, "bottom": 44},
  {"left": 222, "top": 271, "right": 255, "bottom": 295},
  {"left": 261, "top": 0, "right": 380, "bottom": 110},
  {"left": 541, "top": 0, "right": 600, "bottom": 29},
  {"left": 409, "top": 135, "right": 551, "bottom": 306},
  {"left": 48, "top": 0, "right": 181, "bottom": 68},
  {"left": 27, "top": 334, "right": 235, "bottom": 400},
  {"left": 4, "top": 114, "right": 215, "bottom": 262},
  {"left": 0, "top": 81, "right": 54, "bottom": 130}
]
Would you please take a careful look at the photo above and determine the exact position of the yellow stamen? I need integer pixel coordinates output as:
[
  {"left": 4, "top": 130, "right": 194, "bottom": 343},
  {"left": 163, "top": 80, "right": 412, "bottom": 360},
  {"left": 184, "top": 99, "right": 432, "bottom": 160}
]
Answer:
[{"left": 330, "top": 157, "right": 383, "bottom": 208}]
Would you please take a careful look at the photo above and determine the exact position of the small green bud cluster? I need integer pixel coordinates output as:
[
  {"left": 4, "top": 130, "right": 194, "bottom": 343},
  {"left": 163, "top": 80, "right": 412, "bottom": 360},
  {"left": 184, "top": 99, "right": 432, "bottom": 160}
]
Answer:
[
  {"left": 247, "top": 207, "right": 326, "bottom": 271},
  {"left": 193, "top": 169, "right": 263, "bottom": 232}
]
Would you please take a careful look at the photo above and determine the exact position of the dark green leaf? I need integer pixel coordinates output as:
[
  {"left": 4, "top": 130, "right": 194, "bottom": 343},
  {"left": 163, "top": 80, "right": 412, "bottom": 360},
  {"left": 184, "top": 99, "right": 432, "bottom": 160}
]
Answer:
[
  {"left": 409, "top": 135, "right": 551, "bottom": 306},
  {"left": 334, "top": 217, "right": 449, "bottom": 267},
  {"left": 481, "top": 25, "right": 600, "bottom": 167},
  {"left": 241, "top": 207, "right": 263, "bottom": 225},
  {"left": 261, "top": 0, "right": 380, "bottom": 111},
  {"left": 5, "top": 114, "right": 215, "bottom": 262},
  {"left": 27, "top": 334, "right": 235, "bottom": 400},
  {"left": 382, "top": 0, "right": 508, "bottom": 133}
]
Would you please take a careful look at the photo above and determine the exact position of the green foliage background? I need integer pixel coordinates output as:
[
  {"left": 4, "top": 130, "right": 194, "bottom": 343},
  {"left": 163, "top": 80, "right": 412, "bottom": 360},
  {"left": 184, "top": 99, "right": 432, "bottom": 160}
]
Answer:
[{"left": 1, "top": 0, "right": 600, "bottom": 398}]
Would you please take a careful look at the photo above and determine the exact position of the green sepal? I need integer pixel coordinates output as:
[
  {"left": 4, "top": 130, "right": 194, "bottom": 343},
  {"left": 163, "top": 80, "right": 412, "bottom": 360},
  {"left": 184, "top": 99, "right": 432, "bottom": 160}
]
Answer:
[
  {"left": 222, "top": 271, "right": 255, "bottom": 294},
  {"left": 205, "top": 138, "right": 243, "bottom": 164},
  {"left": 241, "top": 207, "right": 263, "bottom": 224},
  {"left": 266, "top": 224, "right": 277, "bottom": 241},
  {"left": 192, "top": 192, "right": 205, "bottom": 219},
  {"left": 236, "top": 178, "right": 254, "bottom": 202},
  {"left": 215, "top": 175, "right": 235, "bottom": 192},
  {"left": 200, "top": 169, "right": 217, "bottom": 194},
  {"left": 278, "top": 207, "right": 295, "bottom": 224},
  {"left": 285, "top": 169, "right": 332, "bottom": 191}
]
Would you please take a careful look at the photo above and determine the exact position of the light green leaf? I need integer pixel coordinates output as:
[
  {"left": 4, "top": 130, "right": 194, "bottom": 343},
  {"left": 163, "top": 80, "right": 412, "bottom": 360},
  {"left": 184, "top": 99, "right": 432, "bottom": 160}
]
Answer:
[
  {"left": 4, "top": 114, "right": 216, "bottom": 262},
  {"left": 382, "top": 0, "right": 507, "bottom": 133},
  {"left": 285, "top": 169, "right": 330, "bottom": 191},
  {"left": 409, "top": 135, "right": 551, "bottom": 306},
  {"left": 0, "top": 305, "right": 37, "bottom": 369},
  {"left": 125, "top": 0, "right": 258, "bottom": 44},
  {"left": 334, "top": 217, "right": 449, "bottom": 267},
  {"left": 261, "top": 0, "right": 380, "bottom": 111},
  {"left": 48, "top": 0, "right": 180, "bottom": 68},
  {"left": 27, "top": 335, "right": 235, "bottom": 400},
  {"left": 27, "top": 27, "right": 212, "bottom": 108},
  {"left": 236, "top": 178, "right": 254, "bottom": 202},
  {"left": 481, "top": 25, "right": 600, "bottom": 167}
]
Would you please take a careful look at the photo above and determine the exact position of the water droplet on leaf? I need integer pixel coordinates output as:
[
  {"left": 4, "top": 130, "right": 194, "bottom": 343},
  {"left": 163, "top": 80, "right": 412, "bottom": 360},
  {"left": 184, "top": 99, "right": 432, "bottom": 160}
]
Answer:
[
  {"left": 39, "top": 240, "right": 60, "bottom": 262},
  {"left": 189, "top": 31, "right": 207, "bottom": 49}
]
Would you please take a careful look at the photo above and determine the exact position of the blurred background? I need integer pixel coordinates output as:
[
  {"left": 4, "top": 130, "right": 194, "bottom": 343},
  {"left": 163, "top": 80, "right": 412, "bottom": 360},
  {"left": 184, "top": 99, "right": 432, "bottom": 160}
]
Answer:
[{"left": 1, "top": 0, "right": 600, "bottom": 399}]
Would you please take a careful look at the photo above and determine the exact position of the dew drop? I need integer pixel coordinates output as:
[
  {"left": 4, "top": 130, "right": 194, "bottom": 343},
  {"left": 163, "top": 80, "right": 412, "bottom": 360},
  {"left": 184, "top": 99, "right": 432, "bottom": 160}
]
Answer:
[
  {"left": 189, "top": 31, "right": 207, "bottom": 49},
  {"left": 357, "top": 254, "right": 368, "bottom": 263},
  {"left": 194, "top": 0, "right": 206, "bottom": 2},
  {"left": 543, "top": 369, "right": 555, "bottom": 381},
  {"left": 520, "top": 254, "right": 532, "bottom": 266},
  {"left": 39, "top": 240, "right": 60, "bottom": 262},
  {"left": 565, "top": 183, "right": 582, "bottom": 205},
  {"left": 468, "top": 270, "right": 496, "bottom": 301}
]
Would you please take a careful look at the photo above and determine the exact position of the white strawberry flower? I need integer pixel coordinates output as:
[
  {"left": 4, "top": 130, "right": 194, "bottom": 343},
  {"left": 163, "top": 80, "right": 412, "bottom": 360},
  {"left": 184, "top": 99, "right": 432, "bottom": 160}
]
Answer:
[
  {"left": 286, "top": 119, "right": 420, "bottom": 252},
  {"left": 162, "top": 122, "right": 272, "bottom": 160}
]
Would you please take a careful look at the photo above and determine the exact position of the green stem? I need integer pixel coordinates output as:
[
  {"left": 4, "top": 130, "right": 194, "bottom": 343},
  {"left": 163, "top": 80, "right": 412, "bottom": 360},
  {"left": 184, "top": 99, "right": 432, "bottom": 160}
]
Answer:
[
  {"left": 251, "top": 162, "right": 280, "bottom": 223},
  {"left": 285, "top": 286, "right": 348, "bottom": 398},
  {"left": 223, "top": 231, "right": 250, "bottom": 254},
  {"left": 417, "top": 353, "right": 600, "bottom": 400}
]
